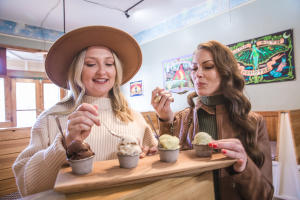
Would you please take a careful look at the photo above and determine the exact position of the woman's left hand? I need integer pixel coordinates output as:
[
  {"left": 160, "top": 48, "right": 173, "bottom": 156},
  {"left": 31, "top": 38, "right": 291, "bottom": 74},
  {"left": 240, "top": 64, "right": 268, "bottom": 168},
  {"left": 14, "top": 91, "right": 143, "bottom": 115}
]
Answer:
[
  {"left": 140, "top": 146, "right": 158, "bottom": 158},
  {"left": 209, "top": 139, "right": 248, "bottom": 172}
]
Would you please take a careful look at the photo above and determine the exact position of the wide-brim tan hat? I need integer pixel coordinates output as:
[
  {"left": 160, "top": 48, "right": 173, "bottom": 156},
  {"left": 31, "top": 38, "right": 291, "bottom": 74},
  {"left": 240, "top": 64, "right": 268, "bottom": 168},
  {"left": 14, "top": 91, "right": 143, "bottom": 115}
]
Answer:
[{"left": 45, "top": 26, "right": 142, "bottom": 89}]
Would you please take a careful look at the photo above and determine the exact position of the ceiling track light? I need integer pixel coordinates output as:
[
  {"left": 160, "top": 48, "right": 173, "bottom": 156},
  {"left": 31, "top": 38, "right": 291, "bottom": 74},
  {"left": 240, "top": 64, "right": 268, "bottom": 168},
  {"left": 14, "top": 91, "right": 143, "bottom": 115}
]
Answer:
[
  {"left": 124, "top": 0, "right": 144, "bottom": 18},
  {"left": 82, "top": 0, "right": 145, "bottom": 19},
  {"left": 124, "top": 11, "right": 130, "bottom": 18}
]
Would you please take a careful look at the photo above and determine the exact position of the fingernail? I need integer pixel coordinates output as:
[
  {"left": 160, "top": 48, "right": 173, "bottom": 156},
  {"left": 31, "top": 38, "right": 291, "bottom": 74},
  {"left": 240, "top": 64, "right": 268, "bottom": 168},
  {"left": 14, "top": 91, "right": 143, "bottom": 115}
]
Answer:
[
  {"left": 213, "top": 144, "right": 218, "bottom": 148},
  {"left": 221, "top": 149, "right": 226, "bottom": 154},
  {"left": 208, "top": 143, "right": 213, "bottom": 147}
]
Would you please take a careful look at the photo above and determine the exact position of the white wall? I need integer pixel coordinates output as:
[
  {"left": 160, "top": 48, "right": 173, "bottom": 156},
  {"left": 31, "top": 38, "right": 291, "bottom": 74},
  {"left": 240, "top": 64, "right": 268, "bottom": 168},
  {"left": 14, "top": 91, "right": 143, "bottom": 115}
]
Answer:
[{"left": 123, "top": 0, "right": 300, "bottom": 112}]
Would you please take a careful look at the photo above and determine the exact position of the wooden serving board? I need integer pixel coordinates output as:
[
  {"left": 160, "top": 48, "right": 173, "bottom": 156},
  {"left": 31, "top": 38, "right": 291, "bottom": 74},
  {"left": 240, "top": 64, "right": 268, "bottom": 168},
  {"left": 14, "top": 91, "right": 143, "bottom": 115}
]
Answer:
[{"left": 54, "top": 150, "right": 235, "bottom": 194}]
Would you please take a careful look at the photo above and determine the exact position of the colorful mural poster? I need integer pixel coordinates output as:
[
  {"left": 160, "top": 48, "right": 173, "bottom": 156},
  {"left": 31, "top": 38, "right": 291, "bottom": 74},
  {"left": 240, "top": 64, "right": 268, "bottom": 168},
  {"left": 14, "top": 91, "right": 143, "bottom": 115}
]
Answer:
[
  {"left": 162, "top": 54, "right": 194, "bottom": 93},
  {"left": 228, "top": 29, "right": 295, "bottom": 85},
  {"left": 130, "top": 80, "right": 143, "bottom": 97}
]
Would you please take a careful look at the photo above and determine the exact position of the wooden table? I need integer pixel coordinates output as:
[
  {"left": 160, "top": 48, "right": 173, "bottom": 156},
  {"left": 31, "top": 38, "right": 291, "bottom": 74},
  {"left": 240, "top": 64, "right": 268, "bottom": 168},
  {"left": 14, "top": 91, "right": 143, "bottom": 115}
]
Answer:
[
  {"left": 51, "top": 150, "right": 235, "bottom": 199},
  {"left": 23, "top": 171, "right": 215, "bottom": 200}
]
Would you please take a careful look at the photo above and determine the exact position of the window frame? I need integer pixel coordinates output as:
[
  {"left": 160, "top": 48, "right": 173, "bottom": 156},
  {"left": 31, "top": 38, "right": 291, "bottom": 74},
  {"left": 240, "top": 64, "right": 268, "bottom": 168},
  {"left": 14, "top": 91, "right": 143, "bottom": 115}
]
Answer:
[
  {"left": 0, "top": 70, "right": 66, "bottom": 128},
  {"left": 0, "top": 75, "right": 13, "bottom": 127},
  {"left": 42, "top": 79, "right": 67, "bottom": 112},
  {"left": 0, "top": 46, "right": 67, "bottom": 128},
  {"left": 13, "top": 78, "right": 40, "bottom": 127}
]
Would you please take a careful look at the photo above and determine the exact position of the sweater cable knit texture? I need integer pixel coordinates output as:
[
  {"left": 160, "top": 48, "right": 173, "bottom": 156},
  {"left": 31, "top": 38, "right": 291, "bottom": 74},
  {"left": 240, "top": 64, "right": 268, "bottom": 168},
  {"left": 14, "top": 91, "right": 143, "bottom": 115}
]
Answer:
[{"left": 12, "top": 96, "right": 157, "bottom": 196}]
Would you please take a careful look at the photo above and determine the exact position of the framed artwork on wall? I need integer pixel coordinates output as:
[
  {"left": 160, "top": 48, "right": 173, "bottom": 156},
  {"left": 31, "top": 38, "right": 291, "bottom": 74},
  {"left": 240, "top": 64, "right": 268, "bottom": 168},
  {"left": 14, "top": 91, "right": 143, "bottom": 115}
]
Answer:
[
  {"left": 228, "top": 29, "right": 295, "bottom": 85},
  {"left": 130, "top": 80, "right": 143, "bottom": 97},
  {"left": 162, "top": 54, "right": 194, "bottom": 93}
]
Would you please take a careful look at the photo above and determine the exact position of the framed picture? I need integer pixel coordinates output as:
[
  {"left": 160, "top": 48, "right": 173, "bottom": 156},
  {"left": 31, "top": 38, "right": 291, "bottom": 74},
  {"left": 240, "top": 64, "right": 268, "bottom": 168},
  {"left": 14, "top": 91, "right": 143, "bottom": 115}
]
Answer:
[
  {"left": 228, "top": 29, "right": 295, "bottom": 85},
  {"left": 162, "top": 54, "right": 194, "bottom": 93},
  {"left": 130, "top": 80, "right": 143, "bottom": 97}
]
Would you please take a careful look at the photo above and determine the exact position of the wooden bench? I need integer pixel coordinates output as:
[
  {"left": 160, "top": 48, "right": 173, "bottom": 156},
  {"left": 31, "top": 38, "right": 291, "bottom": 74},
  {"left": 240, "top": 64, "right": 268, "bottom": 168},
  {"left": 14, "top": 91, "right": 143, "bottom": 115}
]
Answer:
[{"left": 0, "top": 127, "right": 30, "bottom": 197}]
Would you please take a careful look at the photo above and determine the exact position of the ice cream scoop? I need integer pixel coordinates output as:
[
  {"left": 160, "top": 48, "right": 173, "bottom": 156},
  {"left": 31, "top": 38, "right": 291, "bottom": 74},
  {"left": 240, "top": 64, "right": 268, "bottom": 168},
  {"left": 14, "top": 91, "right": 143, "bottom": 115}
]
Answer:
[
  {"left": 192, "top": 132, "right": 213, "bottom": 158},
  {"left": 192, "top": 132, "right": 213, "bottom": 145},
  {"left": 159, "top": 134, "right": 180, "bottom": 150},
  {"left": 158, "top": 134, "right": 180, "bottom": 163},
  {"left": 117, "top": 136, "right": 141, "bottom": 168},
  {"left": 67, "top": 140, "right": 95, "bottom": 175},
  {"left": 67, "top": 140, "right": 95, "bottom": 160},
  {"left": 117, "top": 136, "right": 142, "bottom": 156}
]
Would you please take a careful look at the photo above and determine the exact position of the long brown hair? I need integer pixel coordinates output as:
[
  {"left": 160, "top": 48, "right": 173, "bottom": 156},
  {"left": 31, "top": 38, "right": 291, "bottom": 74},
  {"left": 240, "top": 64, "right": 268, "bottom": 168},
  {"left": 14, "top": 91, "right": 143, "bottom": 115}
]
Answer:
[{"left": 189, "top": 40, "right": 264, "bottom": 168}]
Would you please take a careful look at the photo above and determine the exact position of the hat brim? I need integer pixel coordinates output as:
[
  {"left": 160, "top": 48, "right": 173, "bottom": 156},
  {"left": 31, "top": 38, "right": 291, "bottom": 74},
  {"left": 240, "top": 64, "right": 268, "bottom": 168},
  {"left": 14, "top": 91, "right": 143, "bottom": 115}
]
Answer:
[{"left": 45, "top": 26, "right": 142, "bottom": 89}]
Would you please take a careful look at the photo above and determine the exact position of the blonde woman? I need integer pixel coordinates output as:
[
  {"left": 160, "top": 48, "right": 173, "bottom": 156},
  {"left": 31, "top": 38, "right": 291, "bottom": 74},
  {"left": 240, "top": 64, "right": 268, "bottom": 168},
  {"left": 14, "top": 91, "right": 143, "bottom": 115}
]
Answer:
[{"left": 13, "top": 26, "right": 158, "bottom": 197}]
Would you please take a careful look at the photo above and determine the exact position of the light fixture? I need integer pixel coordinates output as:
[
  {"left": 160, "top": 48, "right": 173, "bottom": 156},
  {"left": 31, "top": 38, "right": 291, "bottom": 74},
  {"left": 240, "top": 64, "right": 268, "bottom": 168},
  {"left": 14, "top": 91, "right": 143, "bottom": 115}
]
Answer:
[
  {"left": 124, "top": 0, "right": 144, "bottom": 18},
  {"left": 125, "top": 11, "right": 130, "bottom": 18},
  {"left": 82, "top": 0, "right": 145, "bottom": 19}
]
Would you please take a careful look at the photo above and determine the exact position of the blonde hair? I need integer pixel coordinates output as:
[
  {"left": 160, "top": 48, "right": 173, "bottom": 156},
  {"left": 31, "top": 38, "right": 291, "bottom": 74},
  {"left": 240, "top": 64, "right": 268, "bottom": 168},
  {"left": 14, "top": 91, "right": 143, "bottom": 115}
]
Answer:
[{"left": 57, "top": 47, "right": 133, "bottom": 123}]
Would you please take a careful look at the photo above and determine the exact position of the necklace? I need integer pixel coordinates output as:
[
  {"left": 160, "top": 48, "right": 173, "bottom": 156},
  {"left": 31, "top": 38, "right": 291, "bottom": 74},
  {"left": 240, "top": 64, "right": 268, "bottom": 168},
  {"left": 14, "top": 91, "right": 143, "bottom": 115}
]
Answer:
[{"left": 101, "top": 121, "right": 123, "bottom": 139}]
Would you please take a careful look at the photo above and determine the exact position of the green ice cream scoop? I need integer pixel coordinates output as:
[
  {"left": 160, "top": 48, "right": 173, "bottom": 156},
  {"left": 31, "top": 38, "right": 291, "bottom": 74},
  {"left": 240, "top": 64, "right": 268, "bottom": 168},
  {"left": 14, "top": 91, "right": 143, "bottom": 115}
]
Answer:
[
  {"left": 192, "top": 132, "right": 212, "bottom": 145},
  {"left": 159, "top": 134, "right": 180, "bottom": 150}
]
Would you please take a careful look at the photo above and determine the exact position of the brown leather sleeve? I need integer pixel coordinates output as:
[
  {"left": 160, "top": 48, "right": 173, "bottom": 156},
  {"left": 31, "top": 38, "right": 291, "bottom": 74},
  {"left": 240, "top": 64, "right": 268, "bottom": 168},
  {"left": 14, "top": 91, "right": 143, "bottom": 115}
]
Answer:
[
  {"left": 158, "top": 108, "right": 189, "bottom": 137},
  {"left": 231, "top": 116, "right": 274, "bottom": 200},
  {"left": 158, "top": 108, "right": 195, "bottom": 150}
]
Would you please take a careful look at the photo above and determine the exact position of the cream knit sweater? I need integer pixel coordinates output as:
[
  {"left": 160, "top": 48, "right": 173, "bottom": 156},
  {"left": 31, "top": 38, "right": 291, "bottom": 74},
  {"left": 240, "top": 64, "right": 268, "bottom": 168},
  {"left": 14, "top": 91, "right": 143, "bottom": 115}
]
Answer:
[{"left": 12, "top": 96, "right": 157, "bottom": 197}]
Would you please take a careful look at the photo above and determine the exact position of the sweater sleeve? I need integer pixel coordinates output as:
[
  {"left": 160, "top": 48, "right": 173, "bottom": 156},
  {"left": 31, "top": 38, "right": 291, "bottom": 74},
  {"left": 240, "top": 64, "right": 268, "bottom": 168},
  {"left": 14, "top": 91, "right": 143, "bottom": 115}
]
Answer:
[
  {"left": 12, "top": 114, "right": 67, "bottom": 197},
  {"left": 230, "top": 116, "right": 274, "bottom": 200},
  {"left": 133, "top": 111, "right": 158, "bottom": 148}
]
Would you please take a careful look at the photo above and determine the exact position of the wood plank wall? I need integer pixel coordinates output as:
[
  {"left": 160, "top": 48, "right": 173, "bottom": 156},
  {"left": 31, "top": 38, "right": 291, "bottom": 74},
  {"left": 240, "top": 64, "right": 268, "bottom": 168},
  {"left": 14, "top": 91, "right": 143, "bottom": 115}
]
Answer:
[
  {"left": 255, "top": 111, "right": 281, "bottom": 161},
  {"left": 289, "top": 109, "right": 300, "bottom": 165},
  {"left": 141, "top": 111, "right": 159, "bottom": 133},
  {"left": 254, "top": 111, "right": 281, "bottom": 142},
  {"left": 0, "top": 127, "right": 30, "bottom": 196}
]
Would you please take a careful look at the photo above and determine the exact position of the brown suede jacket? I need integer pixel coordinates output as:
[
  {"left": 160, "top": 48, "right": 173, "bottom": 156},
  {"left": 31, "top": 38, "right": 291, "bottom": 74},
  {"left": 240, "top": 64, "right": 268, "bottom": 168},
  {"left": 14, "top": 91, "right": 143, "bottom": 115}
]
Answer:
[{"left": 159, "top": 101, "right": 274, "bottom": 200}]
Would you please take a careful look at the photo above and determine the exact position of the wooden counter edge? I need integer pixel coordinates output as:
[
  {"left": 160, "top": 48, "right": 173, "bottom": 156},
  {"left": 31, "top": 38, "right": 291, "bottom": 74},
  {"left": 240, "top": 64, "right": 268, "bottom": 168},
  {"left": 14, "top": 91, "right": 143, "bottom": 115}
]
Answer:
[{"left": 55, "top": 159, "right": 235, "bottom": 194}]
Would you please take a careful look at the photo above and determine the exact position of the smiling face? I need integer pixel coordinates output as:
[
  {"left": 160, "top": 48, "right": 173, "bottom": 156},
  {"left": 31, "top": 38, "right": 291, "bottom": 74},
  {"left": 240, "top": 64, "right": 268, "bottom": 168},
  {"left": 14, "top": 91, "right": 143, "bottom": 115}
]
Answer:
[
  {"left": 81, "top": 46, "right": 116, "bottom": 97},
  {"left": 190, "top": 49, "right": 222, "bottom": 96}
]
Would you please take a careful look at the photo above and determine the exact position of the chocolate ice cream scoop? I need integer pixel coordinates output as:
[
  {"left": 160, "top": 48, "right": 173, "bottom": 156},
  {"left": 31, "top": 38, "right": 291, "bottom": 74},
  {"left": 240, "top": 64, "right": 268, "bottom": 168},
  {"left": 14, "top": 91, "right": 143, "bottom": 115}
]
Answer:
[{"left": 67, "top": 140, "right": 95, "bottom": 160}]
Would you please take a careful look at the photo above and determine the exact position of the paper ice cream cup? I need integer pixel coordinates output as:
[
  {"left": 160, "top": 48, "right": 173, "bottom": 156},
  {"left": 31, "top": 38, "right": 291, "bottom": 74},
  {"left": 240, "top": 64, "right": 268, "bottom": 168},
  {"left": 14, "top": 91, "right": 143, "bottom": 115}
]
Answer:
[
  {"left": 69, "top": 155, "right": 95, "bottom": 175},
  {"left": 193, "top": 144, "right": 212, "bottom": 157},
  {"left": 117, "top": 154, "right": 139, "bottom": 169},
  {"left": 159, "top": 148, "right": 179, "bottom": 163}
]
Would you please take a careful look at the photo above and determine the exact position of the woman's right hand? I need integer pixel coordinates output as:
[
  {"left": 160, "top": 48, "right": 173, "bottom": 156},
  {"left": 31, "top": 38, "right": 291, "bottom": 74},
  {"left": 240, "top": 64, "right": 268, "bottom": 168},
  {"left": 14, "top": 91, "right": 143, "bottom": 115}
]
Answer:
[
  {"left": 65, "top": 103, "right": 100, "bottom": 147},
  {"left": 151, "top": 87, "right": 174, "bottom": 122}
]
